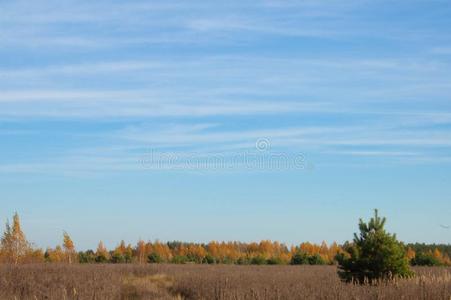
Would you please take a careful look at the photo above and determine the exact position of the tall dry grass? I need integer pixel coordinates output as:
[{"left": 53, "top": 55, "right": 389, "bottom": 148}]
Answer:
[{"left": 0, "top": 264, "right": 449, "bottom": 299}]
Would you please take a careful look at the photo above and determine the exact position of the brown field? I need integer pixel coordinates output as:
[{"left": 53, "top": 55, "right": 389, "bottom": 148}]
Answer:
[{"left": 0, "top": 264, "right": 450, "bottom": 300}]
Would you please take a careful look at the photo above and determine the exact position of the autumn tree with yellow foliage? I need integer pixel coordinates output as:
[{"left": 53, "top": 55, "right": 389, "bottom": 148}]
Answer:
[
  {"left": 63, "top": 231, "right": 77, "bottom": 264},
  {"left": 0, "top": 213, "right": 32, "bottom": 264},
  {"left": 95, "top": 241, "right": 110, "bottom": 263}
]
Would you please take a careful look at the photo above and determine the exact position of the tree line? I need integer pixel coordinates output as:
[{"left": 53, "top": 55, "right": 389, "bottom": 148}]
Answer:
[{"left": 1, "top": 212, "right": 449, "bottom": 267}]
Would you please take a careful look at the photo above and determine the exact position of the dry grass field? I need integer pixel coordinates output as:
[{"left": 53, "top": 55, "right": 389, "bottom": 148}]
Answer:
[{"left": 0, "top": 264, "right": 450, "bottom": 300}]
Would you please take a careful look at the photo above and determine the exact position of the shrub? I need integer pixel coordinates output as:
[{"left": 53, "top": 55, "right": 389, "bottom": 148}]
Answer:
[
  {"left": 148, "top": 252, "right": 163, "bottom": 264},
  {"left": 124, "top": 252, "right": 132, "bottom": 263},
  {"left": 204, "top": 254, "right": 216, "bottom": 264},
  {"left": 251, "top": 256, "right": 267, "bottom": 265},
  {"left": 290, "top": 252, "right": 326, "bottom": 265},
  {"left": 220, "top": 257, "right": 234, "bottom": 264},
  {"left": 336, "top": 209, "right": 414, "bottom": 283},
  {"left": 171, "top": 255, "right": 188, "bottom": 264},
  {"left": 308, "top": 254, "right": 326, "bottom": 265},
  {"left": 411, "top": 252, "right": 443, "bottom": 266},
  {"left": 95, "top": 253, "right": 109, "bottom": 263},
  {"left": 236, "top": 257, "right": 250, "bottom": 265},
  {"left": 290, "top": 252, "right": 309, "bottom": 265},
  {"left": 111, "top": 253, "right": 126, "bottom": 264},
  {"left": 267, "top": 257, "right": 285, "bottom": 265},
  {"left": 78, "top": 250, "right": 96, "bottom": 264}
]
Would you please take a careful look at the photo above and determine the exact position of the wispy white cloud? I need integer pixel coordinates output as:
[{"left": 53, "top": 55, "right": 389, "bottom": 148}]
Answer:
[
  {"left": 0, "top": 89, "right": 330, "bottom": 118},
  {"left": 109, "top": 122, "right": 451, "bottom": 156},
  {"left": 0, "top": 61, "right": 163, "bottom": 78},
  {"left": 185, "top": 18, "right": 337, "bottom": 38},
  {"left": 0, "top": 0, "right": 413, "bottom": 51},
  {"left": 115, "top": 124, "right": 348, "bottom": 147},
  {"left": 2, "top": 124, "right": 451, "bottom": 176}
]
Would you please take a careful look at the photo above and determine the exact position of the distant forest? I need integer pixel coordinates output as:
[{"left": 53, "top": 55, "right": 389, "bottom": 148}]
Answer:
[{"left": 1, "top": 213, "right": 450, "bottom": 266}]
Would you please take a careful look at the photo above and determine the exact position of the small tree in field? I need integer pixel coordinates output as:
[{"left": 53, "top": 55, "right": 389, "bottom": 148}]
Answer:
[
  {"left": 63, "top": 231, "right": 76, "bottom": 264},
  {"left": 336, "top": 209, "right": 413, "bottom": 283},
  {"left": 1, "top": 213, "right": 31, "bottom": 264},
  {"left": 95, "top": 241, "right": 110, "bottom": 263}
]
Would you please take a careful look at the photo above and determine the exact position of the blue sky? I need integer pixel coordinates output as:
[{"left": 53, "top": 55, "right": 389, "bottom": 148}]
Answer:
[{"left": 1, "top": 0, "right": 451, "bottom": 249}]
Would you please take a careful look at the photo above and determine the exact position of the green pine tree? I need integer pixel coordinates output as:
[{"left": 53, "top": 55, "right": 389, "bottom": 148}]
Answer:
[{"left": 336, "top": 209, "right": 414, "bottom": 283}]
